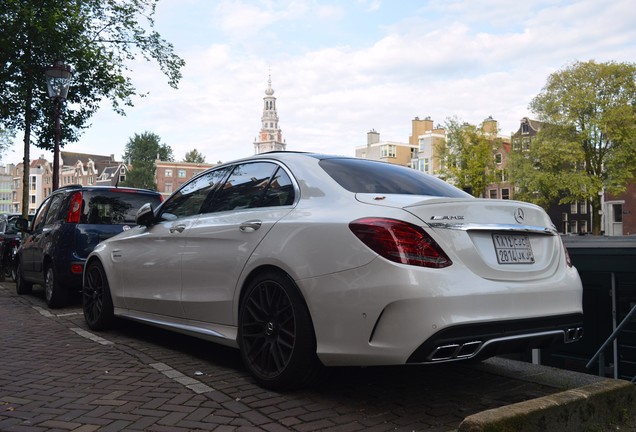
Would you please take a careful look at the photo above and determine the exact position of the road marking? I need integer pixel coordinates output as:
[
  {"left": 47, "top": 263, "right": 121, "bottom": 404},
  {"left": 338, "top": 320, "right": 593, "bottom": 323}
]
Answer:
[
  {"left": 32, "top": 306, "right": 55, "bottom": 317},
  {"left": 150, "top": 362, "right": 215, "bottom": 394},
  {"left": 70, "top": 327, "right": 114, "bottom": 345}
]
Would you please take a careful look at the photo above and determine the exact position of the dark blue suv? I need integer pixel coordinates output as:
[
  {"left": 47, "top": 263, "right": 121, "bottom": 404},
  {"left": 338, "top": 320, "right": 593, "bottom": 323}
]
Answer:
[{"left": 15, "top": 185, "right": 163, "bottom": 308}]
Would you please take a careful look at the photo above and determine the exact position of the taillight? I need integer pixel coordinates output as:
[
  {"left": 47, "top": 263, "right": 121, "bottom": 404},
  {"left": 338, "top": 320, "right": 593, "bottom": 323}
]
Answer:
[
  {"left": 67, "top": 191, "right": 83, "bottom": 223},
  {"left": 71, "top": 263, "right": 84, "bottom": 274},
  {"left": 349, "top": 217, "right": 452, "bottom": 268}
]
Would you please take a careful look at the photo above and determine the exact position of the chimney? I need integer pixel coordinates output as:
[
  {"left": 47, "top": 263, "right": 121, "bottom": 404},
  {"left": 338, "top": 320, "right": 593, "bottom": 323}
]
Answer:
[{"left": 367, "top": 129, "right": 380, "bottom": 146}]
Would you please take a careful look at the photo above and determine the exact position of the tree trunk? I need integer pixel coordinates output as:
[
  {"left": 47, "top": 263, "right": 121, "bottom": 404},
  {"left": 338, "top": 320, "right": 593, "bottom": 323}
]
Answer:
[
  {"left": 21, "top": 88, "right": 32, "bottom": 219},
  {"left": 591, "top": 194, "right": 603, "bottom": 235}
]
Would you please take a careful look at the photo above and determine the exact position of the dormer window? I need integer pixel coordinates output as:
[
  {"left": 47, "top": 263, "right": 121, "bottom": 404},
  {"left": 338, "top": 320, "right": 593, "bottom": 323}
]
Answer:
[{"left": 521, "top": 123, "right": 529, "bottom": 134}]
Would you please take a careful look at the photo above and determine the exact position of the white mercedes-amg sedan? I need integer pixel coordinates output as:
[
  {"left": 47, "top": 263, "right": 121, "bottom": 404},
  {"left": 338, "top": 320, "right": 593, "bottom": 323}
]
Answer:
[{"left": 83, "top": 152, "right": 583, "bottom": 390}]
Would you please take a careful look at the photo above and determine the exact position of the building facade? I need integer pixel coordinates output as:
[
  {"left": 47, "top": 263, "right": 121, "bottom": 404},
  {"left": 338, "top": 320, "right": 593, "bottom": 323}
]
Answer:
[
  {"left": 410, "top": 116, "right": 446, "bottom": 176},
  {"left": 155, "top": 160, "right": 216, "bottom": 199},
  {"left": 254, "top": 75, "right": 286, "bottom": 154},
  {"left": 355, "top": 130, "right": 416, "bottom": 167}
]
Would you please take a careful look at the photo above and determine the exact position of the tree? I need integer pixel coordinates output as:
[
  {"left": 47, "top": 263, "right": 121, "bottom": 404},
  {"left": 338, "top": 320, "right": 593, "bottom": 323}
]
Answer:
[
  {"left": 515, "top": 60, "right": 636, "bottom": 235},
  {"left": 122, "top": 131, "right": 173, "bottom": 190},
  {"left": 437, "top": 117, "right": 500, "bottom": 197},
  {"left": 183, "top": 149, "right": 206, "bottom": 163},
  {"left": 0, "top": 126, "right": 13, "bottom": 160},
  {"left": 0, "top": 0, "right": 185, "bottom": 216}
]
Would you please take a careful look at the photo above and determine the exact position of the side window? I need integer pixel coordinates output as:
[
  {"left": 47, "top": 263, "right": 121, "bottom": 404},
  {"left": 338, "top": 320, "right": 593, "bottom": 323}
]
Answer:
[
  {"left": 257, "top": 167, "right": 295, "bottom": 207},
  {"left": 31, "top": 197, "right": 53, "bottom": 232},
  {"left": 44, "top": 194, "right": 65, "bottom": 225},
  {"left": 207, "top": 162, "right": 278, "bottom": 213},
  {"left": 159, "top": 168, "right": 228, "bottom": 220}
]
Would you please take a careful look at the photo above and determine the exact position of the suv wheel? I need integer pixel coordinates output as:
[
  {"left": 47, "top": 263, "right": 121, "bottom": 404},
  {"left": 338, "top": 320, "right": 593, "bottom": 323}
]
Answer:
[
  {"left": 45, "top": 265, "right": 67, "bottom": 309},
  {"left": 15, "top": 260, "right": 33, "bottom": 295}
]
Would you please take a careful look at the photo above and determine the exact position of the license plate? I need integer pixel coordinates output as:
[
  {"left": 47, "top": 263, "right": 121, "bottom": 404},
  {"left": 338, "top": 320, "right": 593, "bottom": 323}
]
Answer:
[{"left": 492, "top": 233, "right": 535, "bottom": 264}]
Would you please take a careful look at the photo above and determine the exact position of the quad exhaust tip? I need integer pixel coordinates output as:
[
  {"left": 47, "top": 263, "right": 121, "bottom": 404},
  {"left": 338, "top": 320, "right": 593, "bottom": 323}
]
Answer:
[{"left": 427, "top": 327, "right": 584, "bottom": 362}]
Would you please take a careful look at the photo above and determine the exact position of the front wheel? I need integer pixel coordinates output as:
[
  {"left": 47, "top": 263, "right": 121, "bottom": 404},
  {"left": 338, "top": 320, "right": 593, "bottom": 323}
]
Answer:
[
  {"left": 82, "top": 260, "right": 114, "bottom": 331},
  {"left": 45, "top": 265, "right": 67, "bottom": 309},
  {"left": 238, "top": 271, "right": 322, "bottom": 390}
]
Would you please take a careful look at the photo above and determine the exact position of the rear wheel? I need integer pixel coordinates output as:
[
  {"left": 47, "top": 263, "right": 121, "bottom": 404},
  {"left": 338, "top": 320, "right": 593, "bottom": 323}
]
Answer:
[
  {"left": 15, "top": 260, "right": 32, "bottom": 295},
  {"left": 82, "top": 260, "right": 114, "bottom": 331},
  {"left": 45, "top": 265, "right": 67, "bottom": 309},
  {"left": 238, "top": 270, "right": 322, "bottom": 390}
]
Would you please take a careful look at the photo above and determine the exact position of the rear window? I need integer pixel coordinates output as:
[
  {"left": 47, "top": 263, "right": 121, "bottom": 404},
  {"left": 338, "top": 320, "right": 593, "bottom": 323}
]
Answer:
[
  {"left": 319, "top": 158, "right": 471, "bottom": 198},
  {"left": 80, "top": 190, "right": 163, "bottom": 224}
]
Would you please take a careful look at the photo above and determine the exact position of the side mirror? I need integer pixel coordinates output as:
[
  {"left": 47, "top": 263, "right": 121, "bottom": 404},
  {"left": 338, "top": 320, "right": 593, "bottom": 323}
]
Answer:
[
  {"left": 15, "top": 217, "right": 29, "bottom": 232},
  {"left": 135, "top": 203, "right": 155, "bottom": 227}
]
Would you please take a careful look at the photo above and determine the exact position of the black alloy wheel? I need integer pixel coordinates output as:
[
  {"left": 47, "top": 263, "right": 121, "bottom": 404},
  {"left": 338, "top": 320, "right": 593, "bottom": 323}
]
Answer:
[
  {"left": 15, "top": 260, "right": 33, "bottom": 295},
  {"left": 83, "top": 260, "right": 114, "bottom": 331},
  {"left": 238, "top": 271, "right": 322, "bottom": 390}
]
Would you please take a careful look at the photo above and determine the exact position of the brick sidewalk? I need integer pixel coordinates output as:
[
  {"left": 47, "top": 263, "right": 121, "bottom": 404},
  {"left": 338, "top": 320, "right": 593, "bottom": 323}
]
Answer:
[{"left": 0, "top": 282, "right": 588, "bottom": 431}]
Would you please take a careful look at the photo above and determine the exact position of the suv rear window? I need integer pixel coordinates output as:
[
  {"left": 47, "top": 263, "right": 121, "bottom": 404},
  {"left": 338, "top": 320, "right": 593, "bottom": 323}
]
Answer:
[
  {"left": 319, "top": 158, "right": 471, "bottom": 198},
  {"left": 81, "top": 190, "right": 162, "bottom": 224}
]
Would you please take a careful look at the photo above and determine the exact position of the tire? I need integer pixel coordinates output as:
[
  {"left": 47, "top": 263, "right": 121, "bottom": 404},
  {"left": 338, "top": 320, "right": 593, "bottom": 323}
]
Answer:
[
  {"left": 238, "top": 270, "right": 322, "bottom": 391},
  {"left": 45, "top": 265, "right": 67, "bottom": 309},
  {"left": 15, "top": 260, "right": 32, "bottom": 295},
  {"left": 82, "top": 260, "right": 114, "bottom": 331}
]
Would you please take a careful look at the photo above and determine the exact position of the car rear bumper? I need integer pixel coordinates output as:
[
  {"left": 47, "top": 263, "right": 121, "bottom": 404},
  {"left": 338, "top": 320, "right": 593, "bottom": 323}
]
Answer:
[{"left": 299, "top": 257, "right": 583, "bottom": 367}]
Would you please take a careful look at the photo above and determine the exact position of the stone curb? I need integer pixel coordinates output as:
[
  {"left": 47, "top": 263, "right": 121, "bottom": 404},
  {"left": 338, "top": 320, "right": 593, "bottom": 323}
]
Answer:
[{"left": 458, "top": 379, "right": 636, "bottom": 432}]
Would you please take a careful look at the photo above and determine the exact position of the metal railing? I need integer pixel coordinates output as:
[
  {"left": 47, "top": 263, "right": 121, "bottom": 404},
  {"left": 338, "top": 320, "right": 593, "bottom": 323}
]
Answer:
[{"left": 586, "top": 299, "right": 636, "bottom": 383}]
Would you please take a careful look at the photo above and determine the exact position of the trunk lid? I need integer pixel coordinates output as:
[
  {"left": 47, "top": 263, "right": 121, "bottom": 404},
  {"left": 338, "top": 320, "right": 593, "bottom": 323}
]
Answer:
[{"left": 356, "top": 194, "right": 563, "bottom": 281}]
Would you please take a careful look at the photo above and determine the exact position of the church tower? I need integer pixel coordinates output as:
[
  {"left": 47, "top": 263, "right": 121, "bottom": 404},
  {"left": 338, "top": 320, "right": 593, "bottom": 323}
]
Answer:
[{"left": 254, "top": 74, "right": 286, "bottom": 154}]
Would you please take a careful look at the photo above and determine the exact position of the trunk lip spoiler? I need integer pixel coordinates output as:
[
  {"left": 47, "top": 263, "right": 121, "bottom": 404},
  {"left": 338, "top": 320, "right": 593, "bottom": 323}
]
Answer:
[{"left": 427, "top": 222, "right": 557, "bottom": 236}]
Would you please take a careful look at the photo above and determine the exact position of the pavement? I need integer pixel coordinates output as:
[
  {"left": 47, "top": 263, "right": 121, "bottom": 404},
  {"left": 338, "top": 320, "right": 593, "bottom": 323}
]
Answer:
[{"left": 1, "top": 281, "right": 635, "bottom": 432}]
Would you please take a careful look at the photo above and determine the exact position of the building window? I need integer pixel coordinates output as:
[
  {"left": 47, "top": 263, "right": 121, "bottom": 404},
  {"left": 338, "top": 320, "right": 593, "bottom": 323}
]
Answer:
[
  {"left": 165, "top": 169, "right": 173, "bottom": 177},
  {"left": 501, "top": 188, "right": 510, "bottom": 200},
  {"left": 30, "top": 195, "right": 36, "bottom": 204},
  {"left": 495, "top": 153, "right": 502, "bottom": 164},
  {"left": 165, "top": 182, "right": 173, "bottom": 194},
  {"left": 381, "top": 144, "right": 397, "bottom": 158},
  {"left": 424, "top": 158, "right": 429, "bottom": 173},
  {"left": 580, "top": 200, "right": 587, "bottom": 214},
  {"left": 613, "top": 204, "right": 623, "bottom": 223},
  {"left": 570, "top": 220, "right": 578, "bottom": 234},
  {"left": 30, "top": 176, "right": 37, "bottom": 191},
  {"left": 522, "top": 137, "right": 530, "bottom": 150},
  {"left": 521, "top": 123, "right": 529, "bottom": 134},
  {"left": 580, "top": 220, "right": 588, "bottom": 234},
  {"left": 570, "top": 201, "right": 578, "bottom": 214},
  {"left": 489, "top": 189, "right": 498, "bottom": 199},
  {"left": 178, "top": 169, "right": 187, "bottom": 178}
]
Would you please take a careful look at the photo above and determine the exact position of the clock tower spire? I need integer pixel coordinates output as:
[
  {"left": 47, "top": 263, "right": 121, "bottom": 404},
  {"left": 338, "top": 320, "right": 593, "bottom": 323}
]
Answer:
[{"left": 254, "top": 73, "right": 286, "bottom": 154}]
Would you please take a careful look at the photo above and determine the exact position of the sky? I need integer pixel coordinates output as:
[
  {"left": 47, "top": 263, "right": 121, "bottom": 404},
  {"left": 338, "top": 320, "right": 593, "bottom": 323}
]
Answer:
[{"left": 5, "top": 0, "right": 636, "bottom": 166}]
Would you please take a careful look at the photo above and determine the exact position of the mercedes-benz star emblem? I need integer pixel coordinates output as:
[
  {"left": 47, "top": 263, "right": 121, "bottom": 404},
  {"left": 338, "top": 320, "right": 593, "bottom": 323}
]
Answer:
[{"left": 514, "top": 208, "right": 525, "bottom": 224}]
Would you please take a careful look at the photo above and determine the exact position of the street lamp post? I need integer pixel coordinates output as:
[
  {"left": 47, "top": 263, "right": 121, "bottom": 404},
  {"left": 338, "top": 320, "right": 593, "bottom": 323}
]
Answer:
[{"left": 45, "top": 60, "right": 72, "bottom": 191}]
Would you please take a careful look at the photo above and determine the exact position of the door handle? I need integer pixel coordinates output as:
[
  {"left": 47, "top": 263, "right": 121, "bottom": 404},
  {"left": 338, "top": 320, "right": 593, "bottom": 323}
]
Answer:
[
  {"left": 169, "top": 224, "right": 186, "bottom": 233},
  {"left": 239, "top": 220, "right": 262, "bottom": 232}
]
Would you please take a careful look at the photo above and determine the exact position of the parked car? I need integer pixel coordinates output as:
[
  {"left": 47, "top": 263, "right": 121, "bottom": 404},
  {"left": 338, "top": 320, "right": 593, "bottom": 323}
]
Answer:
[
  {"left": 15, "top": 185, "right": 163, "bottom": 308},
  {"left": 82, "top": 152, "right": 583, "bottom": 390},
  {"left": 0, "top": 213, "right": 24, "bottom": 281}
]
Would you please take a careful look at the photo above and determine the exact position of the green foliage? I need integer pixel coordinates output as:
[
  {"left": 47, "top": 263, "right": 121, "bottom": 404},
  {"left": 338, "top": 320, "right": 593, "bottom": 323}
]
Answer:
[
  {"left": 0, "top": 0, "right": 184, "bottom": 213},
  {"left": 0, "top": 127, "right": 14, "bottom": 159},
  {"left": 0, "top": 0, "right": 185, "bottom": 151},
  {"left": 520, "top": 60, "right": 636, "bottom": 234},
  {"left": 437, "top": 117, "right": 499, "bottom": 197},
  {"left": 183, "top": 149, "right": 206, "bottom": 164},
  {"left": 122, "top": 131, "right": 173, "bottom": 189}
]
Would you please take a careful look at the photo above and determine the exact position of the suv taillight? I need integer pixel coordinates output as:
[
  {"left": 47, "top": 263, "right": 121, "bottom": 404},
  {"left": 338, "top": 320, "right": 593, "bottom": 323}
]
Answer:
[
  {"left": 67, "top": 191, "right": 83, "bottom": 223},
  {"left": 349, "top": 217, "right": 452, "bottom": 268}
]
